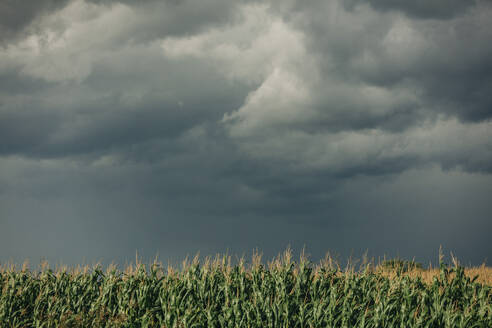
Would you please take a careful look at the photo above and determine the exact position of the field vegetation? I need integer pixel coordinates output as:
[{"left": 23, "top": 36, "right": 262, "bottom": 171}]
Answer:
[{"left": 1, "top": 250, "right": 491, "bottom": 327}]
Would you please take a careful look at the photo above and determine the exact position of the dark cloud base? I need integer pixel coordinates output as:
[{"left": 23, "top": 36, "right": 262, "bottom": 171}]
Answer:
[{"left": 1, "top": 0, "right": 491, "bottom": 268}]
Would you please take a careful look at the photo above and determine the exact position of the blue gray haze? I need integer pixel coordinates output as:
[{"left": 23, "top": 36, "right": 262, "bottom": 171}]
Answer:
[{"left": 1, "top": 0, "right": 491, "bottom": 268}]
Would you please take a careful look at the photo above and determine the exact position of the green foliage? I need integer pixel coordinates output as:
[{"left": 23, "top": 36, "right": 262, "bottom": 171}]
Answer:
[{"left": 0, "top": 258, "right": 490, "bottom": 327}]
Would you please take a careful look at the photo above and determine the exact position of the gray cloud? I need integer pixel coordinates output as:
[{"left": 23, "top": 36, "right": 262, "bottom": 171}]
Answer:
[
  {"left": 0, "top": 0, "right": 257, "bottom": 46},
  {"left": 0, "top": 36, "right": 251, "bottom": 158},
  {"left": 219, "top": 0, "right": 492, "bottom": 178},
  {"left": 345, "top": 0, "right": 477, "bottom": 20},
  {"left": 278, "top": 0, "right": 492, "bottom": 123},
  {"left": 0, "top": 0, "right": 70, "bottom": 45},
  {"left": 1, "top": 153, "right": 491, "bottom": 266},
  {"left": 1, "top": 0, "right": 491, "bottom": 267}
]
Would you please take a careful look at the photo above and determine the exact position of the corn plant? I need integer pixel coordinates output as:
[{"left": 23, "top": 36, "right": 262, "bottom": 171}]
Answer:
[{"left": 0, "top": 253, "right": 491, "bottom": 327}]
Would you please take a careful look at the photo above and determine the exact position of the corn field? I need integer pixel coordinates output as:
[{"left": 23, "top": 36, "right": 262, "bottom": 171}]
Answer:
[{"left": 1, "top": 252, "right": 491, "bottom": 327}]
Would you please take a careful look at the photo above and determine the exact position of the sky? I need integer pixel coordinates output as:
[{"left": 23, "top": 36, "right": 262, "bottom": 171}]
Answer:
[{"left": 1, "top": 0, "right": 491, "bottom": 268}]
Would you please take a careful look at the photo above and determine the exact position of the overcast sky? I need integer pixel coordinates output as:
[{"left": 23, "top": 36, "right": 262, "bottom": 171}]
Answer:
[{"left": 1, "top": 0, "right": 491, "bottom": 268}]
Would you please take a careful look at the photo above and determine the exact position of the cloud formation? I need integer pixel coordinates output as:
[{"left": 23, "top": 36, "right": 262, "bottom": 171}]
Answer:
[{"left": 1, "top": 0, "right": 491, "bottom": 266}]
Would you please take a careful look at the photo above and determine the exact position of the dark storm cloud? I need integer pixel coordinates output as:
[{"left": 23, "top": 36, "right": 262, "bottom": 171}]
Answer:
[
  {"left": 0, "top": 107, "right": 61, "bottom": 155},
  {"left": 0, "top": 37, "right": 252, "bottom": 159},
  {"left": 2, "top": 150, "right": 491, "bottom": 266},
  {"left": 272, "top": 0, "right": 492, "bottom": 128},
  {"left": 0, "top": 0, "right": 70, "bottom": 45},
  {"left": 0, "top": 0, "right": 258, "bottom": 159},
  {"left": 85, "top": 0, "right": 260, "bottom": 44},
  {"left": 1, "top": 0, "right": 492, "bottom": 267},
  {"left": 212, "top": 0, "right": 492, "bottom": 186},
  {"left": 0, "top": 68, "right": 55, "bottom": 95},
  {"left": 0, "top": 0, "right": 257, "bottom": 46},
  {"left": 345, "top": 0, "right": 476, "bottom": 20}
]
